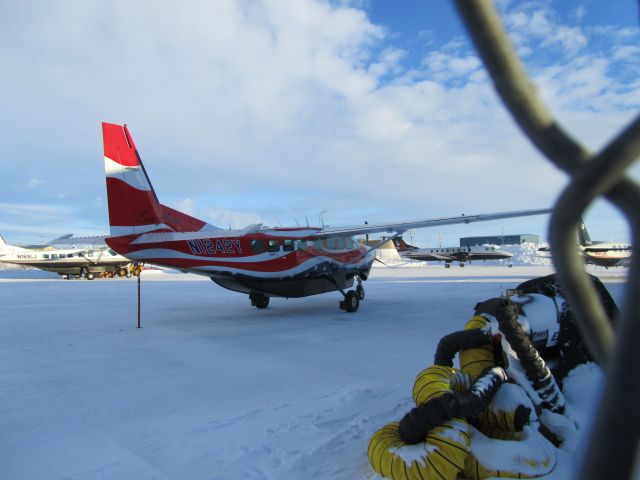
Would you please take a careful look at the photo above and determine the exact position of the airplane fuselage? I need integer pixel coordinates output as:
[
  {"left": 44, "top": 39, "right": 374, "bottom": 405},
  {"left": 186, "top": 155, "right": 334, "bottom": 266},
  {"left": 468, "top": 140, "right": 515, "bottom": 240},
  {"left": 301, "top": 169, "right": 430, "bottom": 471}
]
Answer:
[
  {"left": 398, "top": 245, "right": 512, "bottom": 265},
  {"left": 582, "top": 243, "right": 631, "bottom": 267},
  {"left": 106, "top": 228, "right": 374, "bottom": 298}
]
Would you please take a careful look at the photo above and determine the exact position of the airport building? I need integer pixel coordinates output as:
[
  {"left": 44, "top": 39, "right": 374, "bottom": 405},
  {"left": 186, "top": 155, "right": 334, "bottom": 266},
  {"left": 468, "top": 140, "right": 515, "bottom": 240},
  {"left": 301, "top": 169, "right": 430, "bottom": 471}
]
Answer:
[{"left": 460, "top": 234, "right": 540, "bottom": 247}]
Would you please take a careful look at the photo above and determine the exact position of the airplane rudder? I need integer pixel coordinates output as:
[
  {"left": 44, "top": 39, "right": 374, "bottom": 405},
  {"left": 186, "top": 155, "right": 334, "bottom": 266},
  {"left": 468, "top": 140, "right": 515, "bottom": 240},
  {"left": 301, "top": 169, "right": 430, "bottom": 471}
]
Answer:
[
  {"left": 577, "top": 218, "right": 592, "bottom": 246},
  {"left": 102, "top": 122, "right": 164, "bottom": 236}
]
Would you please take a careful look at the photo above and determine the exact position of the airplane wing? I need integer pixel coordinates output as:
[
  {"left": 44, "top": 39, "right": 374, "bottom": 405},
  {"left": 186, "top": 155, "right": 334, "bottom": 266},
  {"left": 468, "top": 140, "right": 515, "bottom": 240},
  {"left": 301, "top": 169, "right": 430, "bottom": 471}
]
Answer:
[
  {"left": 48, "top": 234, "right": 74, "bottom": 244},
  {"left": 311, "top": 208, "right": 552, "bottom": 238},
  {"left": 53, "top": 235, "right": 109, "bottom": 246}
]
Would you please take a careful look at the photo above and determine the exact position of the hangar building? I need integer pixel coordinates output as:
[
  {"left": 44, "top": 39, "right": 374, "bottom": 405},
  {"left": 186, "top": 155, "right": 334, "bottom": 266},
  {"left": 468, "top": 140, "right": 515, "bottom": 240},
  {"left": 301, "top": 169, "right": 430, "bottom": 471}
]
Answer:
[{"left": 460, "top": 234, "right": 540, "bottom": 247}]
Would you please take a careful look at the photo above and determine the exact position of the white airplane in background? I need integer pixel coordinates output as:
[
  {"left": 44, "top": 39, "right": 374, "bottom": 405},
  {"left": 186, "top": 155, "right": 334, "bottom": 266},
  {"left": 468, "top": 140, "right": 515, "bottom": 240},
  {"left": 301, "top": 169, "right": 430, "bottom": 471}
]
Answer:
[
  {"left": 0, "top": 235, "right": 138, "bottom": 279},
  {"left": 392, "top": 237, "right": 513, "bottom": 268},
  {"left": 538, "top": 219, "right": 632, "bottom": 268},
  {"left": 577, "top": 220, "right": 631, "bottom": 268}
]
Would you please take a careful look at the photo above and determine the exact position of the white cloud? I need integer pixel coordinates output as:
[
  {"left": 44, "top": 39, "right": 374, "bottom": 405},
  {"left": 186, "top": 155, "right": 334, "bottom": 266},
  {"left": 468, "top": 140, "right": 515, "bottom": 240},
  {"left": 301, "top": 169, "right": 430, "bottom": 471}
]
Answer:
[
  {"left": 173, "top": 199, "right": 196, "bottom": 217},
  {"left": 203, "top": 208, "right": 265, "bottom": 230},
  {"left": 15, "top": 177, "right": 44, "bottom": 191}
]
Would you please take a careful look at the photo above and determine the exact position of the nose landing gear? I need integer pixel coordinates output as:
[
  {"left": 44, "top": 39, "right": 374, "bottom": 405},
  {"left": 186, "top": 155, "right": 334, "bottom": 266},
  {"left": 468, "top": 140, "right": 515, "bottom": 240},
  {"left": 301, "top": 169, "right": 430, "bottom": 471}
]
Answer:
[{"left": 249, "top": 292, "right": 270, "bottom": 309}]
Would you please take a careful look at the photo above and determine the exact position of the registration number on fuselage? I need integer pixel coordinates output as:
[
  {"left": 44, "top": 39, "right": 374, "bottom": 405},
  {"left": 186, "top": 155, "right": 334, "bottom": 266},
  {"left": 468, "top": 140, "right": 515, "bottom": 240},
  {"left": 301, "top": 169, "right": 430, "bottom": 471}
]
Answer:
[{"left": 187, "top": 239, "right": 243, "bottom": 256}]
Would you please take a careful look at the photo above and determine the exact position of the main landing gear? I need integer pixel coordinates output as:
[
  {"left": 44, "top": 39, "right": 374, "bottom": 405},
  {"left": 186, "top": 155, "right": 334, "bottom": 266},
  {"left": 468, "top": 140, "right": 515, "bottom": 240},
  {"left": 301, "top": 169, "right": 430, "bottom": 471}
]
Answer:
[{"left": 338, "top": 277, "right": 365, "bottom": 313}]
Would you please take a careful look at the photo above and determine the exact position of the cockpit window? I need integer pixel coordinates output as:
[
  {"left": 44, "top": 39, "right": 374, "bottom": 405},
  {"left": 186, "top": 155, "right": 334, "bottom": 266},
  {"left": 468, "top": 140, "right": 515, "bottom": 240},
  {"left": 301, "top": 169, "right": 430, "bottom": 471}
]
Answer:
[{"left": 283, "top": 240, "right": 294, "bottom": 252}]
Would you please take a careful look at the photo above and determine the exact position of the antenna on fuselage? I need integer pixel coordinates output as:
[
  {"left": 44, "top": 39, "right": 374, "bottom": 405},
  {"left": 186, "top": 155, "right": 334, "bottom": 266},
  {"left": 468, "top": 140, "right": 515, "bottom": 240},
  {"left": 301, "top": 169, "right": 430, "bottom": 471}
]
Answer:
[{"left": 319, "top": 211, "right": 327, "bottom": 228}]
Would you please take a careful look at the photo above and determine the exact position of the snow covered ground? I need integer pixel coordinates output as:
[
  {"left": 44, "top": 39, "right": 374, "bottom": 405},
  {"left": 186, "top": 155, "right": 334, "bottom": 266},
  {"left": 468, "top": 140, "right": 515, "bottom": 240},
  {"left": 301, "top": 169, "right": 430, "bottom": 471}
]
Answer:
[{"left": 0, "top": 264, "right": 630, "bottom": 479}]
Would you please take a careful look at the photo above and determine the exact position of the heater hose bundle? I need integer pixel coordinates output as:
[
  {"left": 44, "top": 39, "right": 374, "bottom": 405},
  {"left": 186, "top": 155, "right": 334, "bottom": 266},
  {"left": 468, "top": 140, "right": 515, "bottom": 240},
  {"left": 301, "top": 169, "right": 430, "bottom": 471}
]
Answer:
[{"left": 367, "top": 297, "right": 571, "bottom": 479}]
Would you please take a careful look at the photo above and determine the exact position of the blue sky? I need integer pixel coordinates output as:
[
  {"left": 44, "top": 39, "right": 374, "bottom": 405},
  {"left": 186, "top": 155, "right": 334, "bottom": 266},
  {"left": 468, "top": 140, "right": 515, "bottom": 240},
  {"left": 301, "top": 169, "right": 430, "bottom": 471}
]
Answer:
[{"left": 1, "top": 0, "right": 638, "bottom": 246}]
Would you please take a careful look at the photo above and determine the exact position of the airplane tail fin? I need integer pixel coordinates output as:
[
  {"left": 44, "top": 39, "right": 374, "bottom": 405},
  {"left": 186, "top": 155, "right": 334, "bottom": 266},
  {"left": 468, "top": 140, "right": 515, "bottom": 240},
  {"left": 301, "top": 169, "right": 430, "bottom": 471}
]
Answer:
[
  {"left": 0, "top": 235, "right": 32, "bottom": 254},
  {"left": 577, "top": 218, "right": 592, "bottom": 246},
  {"left": 103, "top": 123, "right": 216, "bottom": 237},
  {"left": 393, "top": 236, "right": 418, "bottom": 252}
]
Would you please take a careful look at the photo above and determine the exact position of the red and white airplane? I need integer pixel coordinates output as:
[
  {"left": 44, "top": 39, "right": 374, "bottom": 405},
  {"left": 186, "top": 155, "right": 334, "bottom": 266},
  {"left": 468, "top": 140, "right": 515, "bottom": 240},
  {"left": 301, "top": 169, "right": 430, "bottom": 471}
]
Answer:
[{"left": 102, "top": 122, "right": 550, "bottom": 312}]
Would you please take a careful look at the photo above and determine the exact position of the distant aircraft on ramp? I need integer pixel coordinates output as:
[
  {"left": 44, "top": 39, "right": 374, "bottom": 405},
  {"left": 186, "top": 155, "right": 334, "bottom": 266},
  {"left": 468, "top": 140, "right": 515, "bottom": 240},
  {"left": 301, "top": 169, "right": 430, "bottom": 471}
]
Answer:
[
  {"left": 0, "top": 235, "right": 137, "bottom": 279},
  {"left": 577, "top": 220, "right": 631, "bottom": 268},
  {"left": 538, "top": 219, "right": 631, "bottom": 268},
  {"left": 393, "top": 237, "right": 513, "bottom": 268},
  {"left": 100, "top": 122, "right": 551, "bottom": 311}
]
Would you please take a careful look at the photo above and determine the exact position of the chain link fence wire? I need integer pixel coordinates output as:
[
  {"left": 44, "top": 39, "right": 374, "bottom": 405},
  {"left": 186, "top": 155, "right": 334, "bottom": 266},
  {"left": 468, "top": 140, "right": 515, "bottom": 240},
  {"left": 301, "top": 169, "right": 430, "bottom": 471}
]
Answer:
[{"left": 453, "top": 1, "right": 640, "bottom": 478}]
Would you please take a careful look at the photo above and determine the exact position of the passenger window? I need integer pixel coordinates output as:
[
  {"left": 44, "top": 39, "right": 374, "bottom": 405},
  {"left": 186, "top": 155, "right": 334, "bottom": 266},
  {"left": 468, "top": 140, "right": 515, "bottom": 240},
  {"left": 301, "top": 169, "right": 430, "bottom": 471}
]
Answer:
[
  {"left": 335, "top": 238, "right": 344, "bottom": 249},
  {"left": 344, "top": 238, "right": 355, "bottom": 249},
  {"left": 43, "top": 254, "right": 49, "bottom": 259},
  {"left": 250, "top": 239, "right": 265, "bottom": 254},
  {"left": 314, "top": 240, "right": 324, "bottom": 249},
  {"left": 68, "top": 254, "right": 74, "bottom": 258},
  {"left": 267, "top": 239, "right": 280, "bottom": 252},
  {"left": 52, "top": 254, "right": 58, "bottom": 259},
  {"left": 283, "top": 240, "right": 294, "bottom": 252},
  {"left": 296, "top": 240, "right": 307, "bottom": 250}
]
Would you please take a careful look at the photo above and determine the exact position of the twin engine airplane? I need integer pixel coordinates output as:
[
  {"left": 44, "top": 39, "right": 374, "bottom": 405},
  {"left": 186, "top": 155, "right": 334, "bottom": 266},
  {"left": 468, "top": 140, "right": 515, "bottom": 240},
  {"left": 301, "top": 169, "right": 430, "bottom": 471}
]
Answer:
[
  {"left": 392, "top": 237, "right": 513, "bottom": 268},
  {"left": 102, "top": 122, "right": 550, "bottom": 312}
]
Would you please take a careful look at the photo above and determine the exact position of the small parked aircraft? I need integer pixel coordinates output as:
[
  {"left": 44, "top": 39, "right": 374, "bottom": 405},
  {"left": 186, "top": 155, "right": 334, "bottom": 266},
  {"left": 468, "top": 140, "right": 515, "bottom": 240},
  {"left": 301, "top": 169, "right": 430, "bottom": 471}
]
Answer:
[
  {"left": 0, "top": 235, "right": 137, "bottom": 279},
  {"left": 577, "top": 220, "right": 631, "bottom": 268},
  {"left": 101, "top": 122, "right": 551, "bottom": 311},
  {"left": 538, "top": 219, "right": 631, "bottom": 268},
  {"left": 392, "top": 237, "right": 513, "bottom": 267}
]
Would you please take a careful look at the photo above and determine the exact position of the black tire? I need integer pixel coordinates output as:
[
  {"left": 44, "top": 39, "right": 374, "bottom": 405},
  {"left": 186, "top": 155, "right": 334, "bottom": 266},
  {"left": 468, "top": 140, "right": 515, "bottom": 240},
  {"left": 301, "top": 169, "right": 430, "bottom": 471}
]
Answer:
[
  {"left": 86, "top": 272, "right": 95, "bottom": 280},
  {"left": 250, "top": 293, "right": 269, "bottom": 309},
  {"left": 445, "top": 263, "right": 451, "bottom": 269},
  {"left": 508, "top": 263, "right": 513, "bottom": 268},
  {"left": 341, "top": 291, "right": 359, "bottom": 313},
  {"left": 356, "top": 285, "right": 365, "bottom": 301}
]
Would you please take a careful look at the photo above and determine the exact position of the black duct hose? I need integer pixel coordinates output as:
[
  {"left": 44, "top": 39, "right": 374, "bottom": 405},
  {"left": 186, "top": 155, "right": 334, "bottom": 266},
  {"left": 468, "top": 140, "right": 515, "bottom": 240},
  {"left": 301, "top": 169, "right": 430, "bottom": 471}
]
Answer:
[
  {"left": 434, "top": 329, "right": 493, "bottom": 367},
  {"left": 494, "top": 299, "right": 566, "bottom": 414},
  {"left": 399, "top": 366, "right": 507, "bottom": 444}
]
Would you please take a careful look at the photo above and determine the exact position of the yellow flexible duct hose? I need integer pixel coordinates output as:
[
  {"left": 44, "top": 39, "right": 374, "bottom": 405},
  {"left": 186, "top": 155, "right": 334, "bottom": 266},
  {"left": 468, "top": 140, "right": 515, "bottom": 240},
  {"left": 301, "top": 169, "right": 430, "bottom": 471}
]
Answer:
[
  {"left": 463, "top": 426, "right": 556, "bottom": 479},
  {"left": 459, "top": 316, "right": 495, "bottom": 380},
  {"left": 368, "top": 420, "right": 470, "bottom": 480},
  {"left": 412, "top": 365, "right": 470, "bottom": 405}
]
